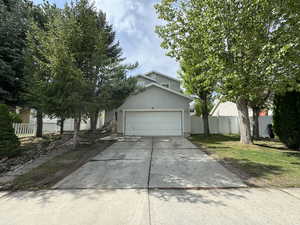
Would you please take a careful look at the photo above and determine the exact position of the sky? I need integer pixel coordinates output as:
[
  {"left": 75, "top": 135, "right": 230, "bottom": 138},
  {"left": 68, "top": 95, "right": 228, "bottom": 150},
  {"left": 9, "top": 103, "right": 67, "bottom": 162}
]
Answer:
[{"left": 33, "top": 0, "right": 180, "bottom": 78}]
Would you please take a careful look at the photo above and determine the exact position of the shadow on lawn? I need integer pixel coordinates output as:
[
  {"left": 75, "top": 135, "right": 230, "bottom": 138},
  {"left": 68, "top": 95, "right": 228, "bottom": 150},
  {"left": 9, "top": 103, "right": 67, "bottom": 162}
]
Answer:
[
  {"left": 254, "top": 143, "right": 287, "bottom": 151},
  {"left": 219, "top": 157, "right": 284, "bottom": 185},
  {"left": 192, "top": 134, "right": 240, "bottom": 142},
  {"left": 284, "top": 151, "right": 300, "bottom": 160}
]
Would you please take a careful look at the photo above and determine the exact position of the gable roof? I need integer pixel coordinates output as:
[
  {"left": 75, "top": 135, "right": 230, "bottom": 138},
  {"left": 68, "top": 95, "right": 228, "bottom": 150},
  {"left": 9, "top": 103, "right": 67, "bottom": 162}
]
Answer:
[
  {"left": 136, "top": 74, "right": 157, "bottom": 83},
  {"left": 145, "top": 71, "right": 180, "bottom": 83},
  {"left": 145, "top": 83, "right": 193, "bottom": 101},
  {"left": 210, "top": 99, "right": 221, "bottom": 115}
]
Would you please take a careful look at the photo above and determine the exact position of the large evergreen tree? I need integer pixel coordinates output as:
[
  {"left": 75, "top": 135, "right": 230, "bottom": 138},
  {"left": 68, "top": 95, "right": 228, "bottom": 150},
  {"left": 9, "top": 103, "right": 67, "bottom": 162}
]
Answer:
[
  {"left": 0, "top": 0, "right": 30, "bottom": 106},
  {"left": 26, "top": 0, "right": 137, "bottom": 147},
  {"left": 67, "top": 1, "right": 137, "bottom": 132}
]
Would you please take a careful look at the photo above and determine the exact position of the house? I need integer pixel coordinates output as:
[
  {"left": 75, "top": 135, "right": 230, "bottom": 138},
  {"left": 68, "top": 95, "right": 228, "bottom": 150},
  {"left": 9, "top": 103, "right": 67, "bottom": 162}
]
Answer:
[
  {"left": 16, "top": 107, "right": 104, "bottom": 132},
  {"left": 210, "top": 100, "right": 272, "bottom": 117},
  {"left": 105, "top": 71, "right": 193, "bottom": 136}
]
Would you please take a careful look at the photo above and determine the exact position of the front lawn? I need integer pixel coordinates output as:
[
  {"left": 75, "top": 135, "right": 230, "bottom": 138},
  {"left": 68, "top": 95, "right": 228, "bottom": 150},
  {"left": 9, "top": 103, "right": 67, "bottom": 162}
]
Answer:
[{"left": 190, "top": 135, "right": 300, "bottom": 187}]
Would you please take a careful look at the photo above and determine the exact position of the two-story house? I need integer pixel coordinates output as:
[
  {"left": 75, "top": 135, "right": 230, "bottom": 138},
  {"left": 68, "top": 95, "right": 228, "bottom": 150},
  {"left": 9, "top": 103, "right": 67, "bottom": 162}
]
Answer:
[{"left": 105, "top": 71, "right": 193, "bottom": 136}]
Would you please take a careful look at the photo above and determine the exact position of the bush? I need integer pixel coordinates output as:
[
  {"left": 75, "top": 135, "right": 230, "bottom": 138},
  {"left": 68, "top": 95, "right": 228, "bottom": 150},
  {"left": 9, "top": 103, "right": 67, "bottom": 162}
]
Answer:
[
  {"left": 0, "top": 104, "right": 20, "bottom": 158},
  {"left": 9, "top": 112, "right": 22, "bottom": 123},
  {"left": 273, "top": 91, "right": 300, "bottom": 150}
]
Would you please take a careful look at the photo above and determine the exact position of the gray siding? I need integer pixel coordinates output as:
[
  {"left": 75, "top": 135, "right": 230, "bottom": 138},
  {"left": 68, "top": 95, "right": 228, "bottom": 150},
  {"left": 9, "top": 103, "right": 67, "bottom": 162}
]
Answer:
[
  {"left": 116, "top": 86, "right": 191, "bottom": 135},
  {"left": 147, "top": 72, "right": 181, "bottom": 91},
  {"left": 137, "top": 77, "right": 155, "bottom": 87}
]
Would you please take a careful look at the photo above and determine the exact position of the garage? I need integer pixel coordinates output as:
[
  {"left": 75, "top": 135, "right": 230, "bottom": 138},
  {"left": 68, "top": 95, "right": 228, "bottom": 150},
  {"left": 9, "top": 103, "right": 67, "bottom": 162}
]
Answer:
[{"left": 124, "top": 110, "right": 183, "bottom": 136}]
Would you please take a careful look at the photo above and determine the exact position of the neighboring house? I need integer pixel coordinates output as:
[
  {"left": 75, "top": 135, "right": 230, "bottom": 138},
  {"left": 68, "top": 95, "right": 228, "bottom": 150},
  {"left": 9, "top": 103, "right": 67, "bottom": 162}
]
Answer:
[
  {"left": 210, "top": 100, "right": 272, "bottom": 117},
  {"left": 16, "top": 107, "right": 104, "bottom": 131},
  {"left": 16, "top": 107, "right": 60, "bottom": 124},
  {"left": 105, "top": 71, "right": 193, "bottom": 136}
]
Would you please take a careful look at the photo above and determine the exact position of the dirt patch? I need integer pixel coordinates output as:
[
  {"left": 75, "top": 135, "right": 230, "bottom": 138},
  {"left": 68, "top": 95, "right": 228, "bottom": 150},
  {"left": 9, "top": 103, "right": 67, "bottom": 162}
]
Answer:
[
  {"left": 5, "top": 140, "right": 114, "bottom": 191},
  {"left": 0, "top": 134, "right": 73, "bottom": 176}
]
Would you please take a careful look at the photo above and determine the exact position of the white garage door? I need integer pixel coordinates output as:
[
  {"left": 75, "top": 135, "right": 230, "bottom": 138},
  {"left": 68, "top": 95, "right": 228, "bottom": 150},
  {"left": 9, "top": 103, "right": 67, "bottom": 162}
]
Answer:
[{"left": 125, "top": 111, "right": 183, "bottom": 136}]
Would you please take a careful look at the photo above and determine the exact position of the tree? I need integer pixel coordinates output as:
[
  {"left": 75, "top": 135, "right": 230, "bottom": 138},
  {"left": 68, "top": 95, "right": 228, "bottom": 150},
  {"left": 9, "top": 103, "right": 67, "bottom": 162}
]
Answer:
[
  {"left": 26, "top": 2, "right": 89, "bottom": 148},
  {"left": 26, "top": 0, "right": 137, "bottom": 147},
  {"left": 249, "top": 91, "right": 272, "bottom": 139},
  {"left": 155, "top": 0, "right": 300, "bottom": 144},
  {"left": 180, "top": 59, "right": 215, "bottom": 135},
  {"left": 73, "top": 5, "right": 138, "bottom": 132},
  {"left": 24, "top": 2, "right": 60, "bottom": 137},
  {"left": 0, "top": 104, "right": 20, "bottom": 158},
  {"left": 273, "top": 91, "right": 300, "bottom": 150},
  {"left": 194, "top": 98, "right": 213, "bottom": 118},
  {"left": 0, "top": 0, "right": 30, "bottom": 106}
]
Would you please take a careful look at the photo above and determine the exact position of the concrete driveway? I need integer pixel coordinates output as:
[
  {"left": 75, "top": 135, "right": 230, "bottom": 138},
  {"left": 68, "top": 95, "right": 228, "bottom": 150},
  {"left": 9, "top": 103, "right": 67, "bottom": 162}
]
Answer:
[
  {"left": 54, "top": 137, "right": 246, "bottom": 189},
  {"left": 1, "top": 137, "right": 300, "bottom": 225}
]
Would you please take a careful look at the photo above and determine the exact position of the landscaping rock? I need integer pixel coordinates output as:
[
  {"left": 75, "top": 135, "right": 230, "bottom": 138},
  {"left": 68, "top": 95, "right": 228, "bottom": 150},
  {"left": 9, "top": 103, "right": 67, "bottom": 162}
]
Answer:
[{"left": 0, "top": 134, "right": 72, "bottom": 181}]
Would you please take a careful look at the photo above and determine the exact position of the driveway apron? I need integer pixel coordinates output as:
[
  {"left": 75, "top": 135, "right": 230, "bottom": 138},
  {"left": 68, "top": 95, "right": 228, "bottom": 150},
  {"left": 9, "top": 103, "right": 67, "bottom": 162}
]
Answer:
[
  {"left": 150, "top": 137, "right": 246, "bottom": 188},
  {"left": 54, "top": 137, "right": 152, "bottom": 189}
]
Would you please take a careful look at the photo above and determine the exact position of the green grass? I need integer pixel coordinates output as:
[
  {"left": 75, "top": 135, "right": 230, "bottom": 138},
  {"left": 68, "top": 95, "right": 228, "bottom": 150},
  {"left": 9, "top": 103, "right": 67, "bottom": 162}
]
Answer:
[{"left": 190, "top": 134, "right": 300, "bottom": 187}]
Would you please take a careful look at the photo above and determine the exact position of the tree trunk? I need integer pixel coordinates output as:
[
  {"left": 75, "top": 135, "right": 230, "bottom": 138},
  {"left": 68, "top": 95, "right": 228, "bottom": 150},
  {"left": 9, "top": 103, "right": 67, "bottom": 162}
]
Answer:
[
  {"left": 36, "top": 110, "right": 43, "bottom": 138},
  {"left": 112, "top": 111, "right": 117, "bottom": 133},
  {"left": 252, "top": 107, "right": 260, "bottom": 140},
  {"left": 60, "top": 118, "right": 65, "bottom": 135},
  {"left": 236, "top": 98, "right": 252, "bottom": 144},
  {"left": 90, "top": 111, "right": 99, "bottom": 133},
  {"left": 201, "top": 95, "right": 210, "bottom": 136},
  {"left": 73, "top": 116, "right": 81, "bottom": 149}
]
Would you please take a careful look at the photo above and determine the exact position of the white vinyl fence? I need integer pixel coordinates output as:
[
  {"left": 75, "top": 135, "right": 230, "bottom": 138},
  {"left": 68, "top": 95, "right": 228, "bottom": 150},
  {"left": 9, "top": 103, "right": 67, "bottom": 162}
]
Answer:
[
  {"left": 13, "top": 123, "right": 59, "bottom": 137},
  {"left": 13, "top": 123, "right": 36, "bottom": 137},
  {"left": 13, "top": 116, "right": 105, "bottom": 137},
  {"left": 191, "top": 116, "right": 273, "bottom": 137}
]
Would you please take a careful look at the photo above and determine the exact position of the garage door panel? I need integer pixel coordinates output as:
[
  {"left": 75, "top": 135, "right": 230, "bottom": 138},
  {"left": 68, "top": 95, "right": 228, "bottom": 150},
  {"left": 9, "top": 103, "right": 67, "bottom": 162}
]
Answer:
[{"left": 125, "top": 111, "right": 182, "bottom": 136}]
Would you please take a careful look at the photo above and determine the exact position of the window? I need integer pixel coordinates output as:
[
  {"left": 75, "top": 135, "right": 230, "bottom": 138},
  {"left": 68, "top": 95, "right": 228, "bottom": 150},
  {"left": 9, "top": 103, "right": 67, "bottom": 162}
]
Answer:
[
  {"left": 137, "top": 81, "right": 145, "bottom": 86},
  {"left": 162, "top": 83, "right": 169, "bottom": 88}
]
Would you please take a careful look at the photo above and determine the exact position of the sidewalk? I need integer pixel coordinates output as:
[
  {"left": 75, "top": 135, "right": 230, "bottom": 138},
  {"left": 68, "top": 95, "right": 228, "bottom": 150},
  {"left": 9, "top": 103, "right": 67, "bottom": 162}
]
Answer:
[{"left": 0, "top": 188, "right": 299, "bottom": 225}]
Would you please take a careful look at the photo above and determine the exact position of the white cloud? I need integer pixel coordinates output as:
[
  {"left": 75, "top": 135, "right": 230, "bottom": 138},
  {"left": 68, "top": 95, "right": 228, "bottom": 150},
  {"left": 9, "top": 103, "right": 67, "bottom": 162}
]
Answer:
[{"left": 92, "top": 0, "right": 180, "bottom": 78}]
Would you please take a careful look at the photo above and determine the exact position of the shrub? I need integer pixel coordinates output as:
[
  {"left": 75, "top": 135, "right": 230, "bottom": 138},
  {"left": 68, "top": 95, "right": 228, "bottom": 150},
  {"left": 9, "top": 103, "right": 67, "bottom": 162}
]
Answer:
[
  {"left": 273, "top": 91, "right": 300, "bottom": 150},
  {"left": 9, "top": 112, "right": 22, "bottom": 123},
  {"left": 0, "top": 104, "right": 20, "bottom": 158}
]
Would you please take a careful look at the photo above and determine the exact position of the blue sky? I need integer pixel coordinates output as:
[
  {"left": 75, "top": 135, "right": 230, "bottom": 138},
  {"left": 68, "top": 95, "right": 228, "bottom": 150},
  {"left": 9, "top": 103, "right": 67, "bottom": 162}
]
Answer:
[{"left": 33, "top": 0, "right": 180, "bottom": 78}]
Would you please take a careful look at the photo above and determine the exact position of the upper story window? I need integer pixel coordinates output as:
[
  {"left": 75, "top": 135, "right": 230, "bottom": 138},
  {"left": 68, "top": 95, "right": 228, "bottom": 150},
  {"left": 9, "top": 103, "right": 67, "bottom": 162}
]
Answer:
[
  {"left": 162, "top": 83, "right": 169, "bottom": 88},
  {"left": 137, "top": 81, "right": 145, "bottom": 87}
]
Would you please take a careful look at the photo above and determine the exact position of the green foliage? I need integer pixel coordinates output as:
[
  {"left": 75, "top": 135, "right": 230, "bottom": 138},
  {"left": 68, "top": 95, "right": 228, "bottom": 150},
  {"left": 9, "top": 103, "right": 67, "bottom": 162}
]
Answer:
[
  {"left": 0, "top": 0, "right": 30, "bottom": 106},
  {"left": 0, "top": 104, "right": 20, "bottom": 158},
  {"left": 194, "top": 98, "right": 213, "bottom": 117},
  {"left": 155, "top": 0, "right": 300, "bottom": 143},
  {"left": 155, "top": 0, "right": 299, "bottom": 102},
  {"left": 25, "top": 1, "right": 137, "bottom": 119},
  {"left": 273, "top": 92, "right": 300, "bottom": 150},
  {"left": 25, "top": 2, "right": 90, "bottom": 120},
  {"left": 9, "top": 112, "right": 22, "bottom": 123}
]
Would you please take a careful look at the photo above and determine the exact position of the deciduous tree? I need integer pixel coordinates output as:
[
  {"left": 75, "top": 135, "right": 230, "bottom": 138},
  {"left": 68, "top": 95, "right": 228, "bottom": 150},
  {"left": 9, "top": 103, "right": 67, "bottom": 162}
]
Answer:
[{"left": 155, "top": 0, "right": 300, "bottom": 144}]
